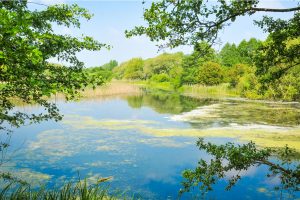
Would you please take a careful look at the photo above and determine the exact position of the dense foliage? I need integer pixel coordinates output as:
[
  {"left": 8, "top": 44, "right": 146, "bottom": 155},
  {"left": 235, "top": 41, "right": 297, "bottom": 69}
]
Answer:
[
  {"left": 113, "top": 53, "right": 184, "bottom": 89},
  {"left": 113, "top": 37, "right": 300, "bottom": 101},
  {"left": 180, "top": 139, "right": 300, "bottom": 198},
  {"left": 125, "top": 0, "right": 300, "bottom": 100},
  {"left": 126, "top": 0, "right": 300, "bottom": 48},
  {"left": 0, "top": 1, "right": 108, "bottom": 135},
  {"left": 85, "top": 60, "right": 118, "bottom": 83}
]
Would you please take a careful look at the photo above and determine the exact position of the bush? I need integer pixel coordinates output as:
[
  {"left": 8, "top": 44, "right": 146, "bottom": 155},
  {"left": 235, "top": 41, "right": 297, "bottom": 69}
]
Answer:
[
  {"left": 228, "top": 63, "right": 253, "bottom": 87},
  {"left": 150, "top": 73, "right": 170, "bottom": 82},
  {"left": 198, "top": 61, "right": 223, "bottom": 86},
  {"left": 264, "top": 73, "right": 300, "bottom": 101}
]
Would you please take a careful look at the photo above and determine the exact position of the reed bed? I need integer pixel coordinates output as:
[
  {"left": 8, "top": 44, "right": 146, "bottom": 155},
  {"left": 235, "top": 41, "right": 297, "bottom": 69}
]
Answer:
[
  {"left": 80, "top": 81, "right": 141, "bottom": 98},
  {"left": 182, "top": 83, "right": 239, "bottom": 98}
]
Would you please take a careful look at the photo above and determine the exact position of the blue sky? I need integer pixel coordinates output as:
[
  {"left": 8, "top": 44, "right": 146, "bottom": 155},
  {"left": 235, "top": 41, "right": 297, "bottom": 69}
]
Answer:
[{"left": 33, "top": 0, "right": 298, "bottom": 67}]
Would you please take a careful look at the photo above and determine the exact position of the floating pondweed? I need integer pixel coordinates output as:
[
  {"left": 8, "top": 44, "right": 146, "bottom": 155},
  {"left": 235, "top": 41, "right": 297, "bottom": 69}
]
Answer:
[{"left": 60, "top": 115, "right": 300, "bottom": 151}]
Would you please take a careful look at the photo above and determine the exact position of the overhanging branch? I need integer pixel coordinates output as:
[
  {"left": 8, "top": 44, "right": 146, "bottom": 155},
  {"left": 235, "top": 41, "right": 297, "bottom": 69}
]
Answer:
[{"left": 251, "top": 6, "right": 300, "bottom": 12}]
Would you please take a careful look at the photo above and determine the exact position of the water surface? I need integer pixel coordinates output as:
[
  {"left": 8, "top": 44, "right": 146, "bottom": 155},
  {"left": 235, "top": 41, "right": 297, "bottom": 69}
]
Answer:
[{"left": 5, "top": 91, "right": 300, "bottom": 199}]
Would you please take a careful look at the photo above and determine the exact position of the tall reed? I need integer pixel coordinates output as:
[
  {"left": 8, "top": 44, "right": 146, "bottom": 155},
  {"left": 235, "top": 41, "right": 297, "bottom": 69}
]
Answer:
[
  {"left": 182, "top": 83, "right": 239, "bottom": 98},
  {"left": 80, "top": 81, "right": 141, "bottom": 98}
]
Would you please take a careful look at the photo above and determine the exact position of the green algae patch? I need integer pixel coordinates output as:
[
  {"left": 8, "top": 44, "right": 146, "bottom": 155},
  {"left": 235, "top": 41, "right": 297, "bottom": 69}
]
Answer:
[
  {"left": 62, "top": 115, "right": 300, "bottom": 152},
  {"left": 1, "top": 162, "right": 51, "bottom": 186},
  {"left": 139, "top": 127, "right": 300, "bottom": 151},
  {"left": 63, "top": 115, "right": 158, "bottom": 130}
]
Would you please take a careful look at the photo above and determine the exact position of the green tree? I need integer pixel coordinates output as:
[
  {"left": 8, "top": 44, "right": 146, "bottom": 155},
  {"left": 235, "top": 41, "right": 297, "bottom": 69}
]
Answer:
[
  {"left": 181, "top": 55, "right": 200, "bottom": 84},
  {"left": 219, "top": 43, "right": 240, "bottom": 67},
  {"left": 0, "top": 2, "right": 107, "bottom": 138},
  {"left": 237, "top": 38, "right": 262, "bottom": 65},
  {"left": 198, "top": 62, "right": 223, "bottom": 86},
  {"left": 228, "top": 63, "right": 253, "bottom": 87},
  {"left": 113, "top": 58, "right": 144, "bottom": 80},
  {"left": 126, "top": 0, "right": 300, "bottom": 48},
  {"left": 219, "top": 39, "right": 261, "bottom": 67},
  {"left": 144, "top": 52, "right": 183, "bottom": 79},
  {"left": 255, "top": 17, "right": 300, "bottom": 82},
  {"left": 126, "top": 0, "right": 299, "bottom": 80},
  {"left": 182, "top": 42, "right": 217, "bottom": 84},
  {"left": 85, "top": 60, "right": 118, "bottom": 82},
  {"left": 264, "top": 65, "right": 300, "bottom": 101},
  {"left": 101, "top": 60, "right": 118, "bottom": 71}
]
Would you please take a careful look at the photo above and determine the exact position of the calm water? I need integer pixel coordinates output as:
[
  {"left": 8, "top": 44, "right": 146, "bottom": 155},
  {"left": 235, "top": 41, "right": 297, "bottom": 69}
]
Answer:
[{"left": 4, "top": 90, "right": 300, "bottom": 199}]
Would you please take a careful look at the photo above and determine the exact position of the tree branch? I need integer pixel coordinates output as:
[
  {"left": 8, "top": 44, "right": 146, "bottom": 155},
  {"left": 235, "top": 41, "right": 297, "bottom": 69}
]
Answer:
[
  {"left": 251, "top": 6, "right": 300, "bottom": 12},
  {"left": 256, "top": 159, "right": 292, "bottom": 177}
]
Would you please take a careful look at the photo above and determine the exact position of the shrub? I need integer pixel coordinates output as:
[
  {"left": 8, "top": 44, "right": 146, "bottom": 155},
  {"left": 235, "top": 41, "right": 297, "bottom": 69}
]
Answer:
[
  {"left": 198, "top": 61, "right": 223, "bottom": 86},
  {"left": 150, "top": 73, "right": 170, "bottom": 82}
]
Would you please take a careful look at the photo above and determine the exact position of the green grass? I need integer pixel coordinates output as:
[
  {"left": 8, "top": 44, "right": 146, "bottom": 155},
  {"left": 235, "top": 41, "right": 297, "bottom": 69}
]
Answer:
[{"left": 0, "top": 179, "right": 132, "bottom": 200}]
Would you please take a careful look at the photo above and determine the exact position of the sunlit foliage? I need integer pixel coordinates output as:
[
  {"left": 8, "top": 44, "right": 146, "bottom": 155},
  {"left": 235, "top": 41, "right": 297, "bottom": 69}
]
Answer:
[{"left": 0, "top": 1, "right": 108, "bottom": 133}]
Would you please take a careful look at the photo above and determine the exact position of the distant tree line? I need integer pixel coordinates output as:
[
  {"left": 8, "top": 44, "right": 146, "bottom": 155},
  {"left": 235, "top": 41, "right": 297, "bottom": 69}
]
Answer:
[
  {"left": 111, "top": 37, "right": 299, "bottom": 101},
  {"left": 84, "top": 60, "right": 118, "bottom": 84}
]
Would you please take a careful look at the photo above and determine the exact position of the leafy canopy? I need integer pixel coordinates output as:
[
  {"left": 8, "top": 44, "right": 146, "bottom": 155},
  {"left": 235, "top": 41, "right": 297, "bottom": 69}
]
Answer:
[
  {"left": 126, "top": 0, "right": 300, "bottom": 48},
  {"left": 0, "top": 1, "right": 108, "bottom": 133},
  {"left": 126, "top": 0, "right": 300, "bottom": 82},
  {"left": 126, "top": 0, "right": 300, "bottom": 98}
]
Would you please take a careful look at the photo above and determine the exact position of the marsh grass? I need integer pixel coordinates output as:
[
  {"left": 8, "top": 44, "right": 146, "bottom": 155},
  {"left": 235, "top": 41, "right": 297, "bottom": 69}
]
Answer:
[
  {"left": 123, "top": 81, "right": 238, "bottom": 98},
  {"left": 182, "top": 83, "right": 239, "bottom": 98},
  {"left": 0, "top": 179, "right": 132, "bottom": 200},
  {"left": 80, "top": 81, "right": 141, "bottom": 98},
  {"left": 139, "top": 81, "right": 176, "bottom": 91}
]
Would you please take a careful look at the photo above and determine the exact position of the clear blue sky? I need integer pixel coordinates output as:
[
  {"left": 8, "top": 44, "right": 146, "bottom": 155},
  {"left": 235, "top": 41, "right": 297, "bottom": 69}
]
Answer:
[{"left": 34, "top": 0, "right": 297, "bottom": 67}]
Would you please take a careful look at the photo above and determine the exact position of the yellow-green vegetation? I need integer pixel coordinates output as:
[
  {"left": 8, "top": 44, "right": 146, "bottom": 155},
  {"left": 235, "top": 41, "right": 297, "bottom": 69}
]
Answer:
[
  {"left": 0, "top": 163, "right": 51, "bottom": 187},
  {"left": 111, "top": 37, "right": 300, "bottom": 102},
  {"left": 182, "top": 83, "right": 239, "bottom": 98},
  {"left": 62, "top": 115, "right": 300, "bottom": 151},
  {"left": 80, "top": 81, "right": 141, "bottom": 98}
]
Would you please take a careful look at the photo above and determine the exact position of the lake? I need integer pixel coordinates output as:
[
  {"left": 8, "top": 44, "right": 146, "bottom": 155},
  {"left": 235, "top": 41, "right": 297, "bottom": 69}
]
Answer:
[{"left": 4, "top": 89, "right": 300, "bottom": 199}]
